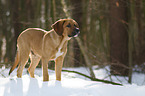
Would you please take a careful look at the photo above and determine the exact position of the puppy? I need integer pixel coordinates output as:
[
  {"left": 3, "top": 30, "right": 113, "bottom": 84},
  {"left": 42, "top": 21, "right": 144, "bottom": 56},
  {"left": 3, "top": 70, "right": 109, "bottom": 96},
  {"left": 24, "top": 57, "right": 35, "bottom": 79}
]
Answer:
[{"left": 9, "top": 19, "right": 80, "bottom": 81}]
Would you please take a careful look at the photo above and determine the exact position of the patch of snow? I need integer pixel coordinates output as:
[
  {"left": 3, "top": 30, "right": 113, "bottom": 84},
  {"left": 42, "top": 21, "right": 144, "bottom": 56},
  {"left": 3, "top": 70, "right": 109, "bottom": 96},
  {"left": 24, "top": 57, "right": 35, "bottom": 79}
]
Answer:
[{"left": 0, "top": 67, "right": 145, "bottom": 96}]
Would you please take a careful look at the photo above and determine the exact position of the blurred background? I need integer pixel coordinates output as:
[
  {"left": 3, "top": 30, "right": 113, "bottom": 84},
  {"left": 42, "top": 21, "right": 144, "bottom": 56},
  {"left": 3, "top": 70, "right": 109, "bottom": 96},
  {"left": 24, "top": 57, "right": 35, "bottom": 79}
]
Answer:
[{"left": 0, "top": 0, "right": 145, "bottom": 82}]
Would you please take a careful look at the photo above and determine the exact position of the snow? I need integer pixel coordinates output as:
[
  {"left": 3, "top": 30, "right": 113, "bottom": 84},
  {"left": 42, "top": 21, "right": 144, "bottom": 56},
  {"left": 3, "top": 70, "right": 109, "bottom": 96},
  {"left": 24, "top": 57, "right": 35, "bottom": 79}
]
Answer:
[{"left": 0, "top": 67, "right": 145, "bottom": 96}]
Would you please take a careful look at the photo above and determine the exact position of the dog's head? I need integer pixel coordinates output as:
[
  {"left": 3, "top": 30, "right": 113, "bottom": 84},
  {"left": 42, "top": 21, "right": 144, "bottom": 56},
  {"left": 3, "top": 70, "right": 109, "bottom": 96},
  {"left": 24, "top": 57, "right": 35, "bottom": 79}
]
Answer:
[{"left": 51, "top": 19, "right": 80, "bottom": 38}]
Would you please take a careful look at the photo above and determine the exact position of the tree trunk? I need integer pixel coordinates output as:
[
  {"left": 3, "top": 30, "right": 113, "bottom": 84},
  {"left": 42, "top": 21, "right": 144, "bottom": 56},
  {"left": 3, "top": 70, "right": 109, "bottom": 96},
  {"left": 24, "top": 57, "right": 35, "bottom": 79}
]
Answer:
[
  {"left": 109, "top": 0, "right": 129, "bottom": 76},
  {"left": 51, "top": 0, "right": 56, "bottom": 23},
  {"left": 9, "top": 0, "right": 21, "bottom": 62},
  {"left": 71, "top": 0, "right": 82, "bottom": 67},
  {"left": 135, "top": 0, "right": 145, "bottom": 65},
  {"left": 0, "top": 0, "right": 3, "bottom": 62}
]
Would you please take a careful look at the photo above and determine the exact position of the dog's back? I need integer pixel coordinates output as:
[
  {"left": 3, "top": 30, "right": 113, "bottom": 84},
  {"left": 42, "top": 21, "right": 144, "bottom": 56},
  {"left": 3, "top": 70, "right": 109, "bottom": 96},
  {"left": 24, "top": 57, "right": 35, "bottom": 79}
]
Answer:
[{"left": 18, "top": 28, "right": 47, "bottom": 55}]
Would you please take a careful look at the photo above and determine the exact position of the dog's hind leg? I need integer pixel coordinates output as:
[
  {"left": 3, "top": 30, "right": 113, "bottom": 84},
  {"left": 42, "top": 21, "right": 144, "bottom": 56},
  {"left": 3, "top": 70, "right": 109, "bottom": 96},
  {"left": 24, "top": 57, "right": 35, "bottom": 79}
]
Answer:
[
  {"left": 28, "top": 52, "right": 41, "bottom": 78},
  {"left": 17, "top": 47, "right": 30, "bottom": 78}
]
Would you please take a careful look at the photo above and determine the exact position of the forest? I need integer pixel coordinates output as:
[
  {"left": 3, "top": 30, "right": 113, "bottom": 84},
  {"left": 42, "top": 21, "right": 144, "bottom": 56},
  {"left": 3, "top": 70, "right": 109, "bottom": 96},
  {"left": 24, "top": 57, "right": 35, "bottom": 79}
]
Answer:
[{"left": 0, "top": 0, "right": 145, "bottom": 84}]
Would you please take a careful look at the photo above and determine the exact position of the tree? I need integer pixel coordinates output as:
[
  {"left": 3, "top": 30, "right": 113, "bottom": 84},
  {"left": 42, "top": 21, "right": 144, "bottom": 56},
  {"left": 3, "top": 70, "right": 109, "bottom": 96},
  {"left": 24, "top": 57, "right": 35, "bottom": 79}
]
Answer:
[
  {"left": 0, "top": 0, "right": 3, "bottom": 61},
  {"left": 109, "top": 0, "right": 129, "bottom": 76},
  {"left": 70, "top": 0, "right": 83, "bottom": 67},
  {"left": 10, "top": 0, "right": 21, "bottom": 62}
]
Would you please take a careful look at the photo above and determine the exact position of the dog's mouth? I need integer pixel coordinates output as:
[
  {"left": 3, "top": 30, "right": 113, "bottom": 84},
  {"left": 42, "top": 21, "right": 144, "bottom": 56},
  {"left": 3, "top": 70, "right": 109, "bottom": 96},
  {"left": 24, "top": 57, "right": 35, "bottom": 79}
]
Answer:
[{"left": 68, "top": 28, "right": 80, "bottom": 37}]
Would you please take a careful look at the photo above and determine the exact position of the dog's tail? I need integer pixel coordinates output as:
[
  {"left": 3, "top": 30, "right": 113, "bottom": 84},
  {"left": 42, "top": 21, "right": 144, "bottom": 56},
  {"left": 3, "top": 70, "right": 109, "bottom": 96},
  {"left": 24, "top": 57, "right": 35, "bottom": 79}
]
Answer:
[{"left": 9, "top": 51, "right": 19, "bottom": 75}]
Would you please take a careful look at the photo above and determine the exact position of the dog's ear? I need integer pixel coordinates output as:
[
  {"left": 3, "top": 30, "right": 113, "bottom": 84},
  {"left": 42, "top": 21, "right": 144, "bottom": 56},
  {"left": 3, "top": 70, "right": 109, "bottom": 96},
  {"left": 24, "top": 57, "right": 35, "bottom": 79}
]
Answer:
[{"left": 51, "top": 19, "right": 65, "bottom": 36}]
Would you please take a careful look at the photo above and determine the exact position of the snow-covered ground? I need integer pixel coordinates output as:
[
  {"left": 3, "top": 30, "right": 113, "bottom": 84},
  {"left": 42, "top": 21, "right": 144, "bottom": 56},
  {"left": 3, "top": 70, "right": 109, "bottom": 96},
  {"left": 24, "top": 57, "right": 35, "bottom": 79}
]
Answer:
[{"left": 0, "top": 66, "right": 145, "bottom": 96}]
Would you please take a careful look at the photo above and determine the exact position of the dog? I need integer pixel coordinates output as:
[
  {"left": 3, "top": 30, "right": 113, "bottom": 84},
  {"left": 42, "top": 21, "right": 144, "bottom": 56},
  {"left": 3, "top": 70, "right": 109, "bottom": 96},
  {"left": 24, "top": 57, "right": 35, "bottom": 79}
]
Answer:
[{"left": 9, "top": 19, "right": 80, "bottom": 81}]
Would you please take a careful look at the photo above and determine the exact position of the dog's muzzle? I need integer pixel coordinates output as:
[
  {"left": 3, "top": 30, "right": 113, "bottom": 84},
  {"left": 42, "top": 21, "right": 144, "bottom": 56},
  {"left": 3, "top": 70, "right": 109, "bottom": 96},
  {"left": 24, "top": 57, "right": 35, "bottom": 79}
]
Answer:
[{"left": 68, "top": 28, "right": 80, "bottom": 37}]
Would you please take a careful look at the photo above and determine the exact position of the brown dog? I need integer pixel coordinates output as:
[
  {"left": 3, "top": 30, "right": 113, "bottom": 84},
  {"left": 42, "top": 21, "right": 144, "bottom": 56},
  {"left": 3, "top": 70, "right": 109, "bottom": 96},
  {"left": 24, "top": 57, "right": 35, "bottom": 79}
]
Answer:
[{"left": 9, "top": 19, "right": 80, "bottom": 81}]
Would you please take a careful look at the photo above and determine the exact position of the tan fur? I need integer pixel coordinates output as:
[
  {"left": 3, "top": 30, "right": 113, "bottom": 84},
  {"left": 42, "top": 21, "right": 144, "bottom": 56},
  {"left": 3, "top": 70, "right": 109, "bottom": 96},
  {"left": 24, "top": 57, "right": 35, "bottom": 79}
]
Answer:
[{"left": 9, "top": 19, "right": 80, "bottom": 81}]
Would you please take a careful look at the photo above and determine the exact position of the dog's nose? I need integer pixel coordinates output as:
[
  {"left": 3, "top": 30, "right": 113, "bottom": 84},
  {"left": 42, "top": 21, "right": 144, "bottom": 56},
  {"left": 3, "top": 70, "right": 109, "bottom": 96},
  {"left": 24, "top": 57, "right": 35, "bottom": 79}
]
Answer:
[{"left": 75, "top": 28, "right": 80, "bottom": 33}]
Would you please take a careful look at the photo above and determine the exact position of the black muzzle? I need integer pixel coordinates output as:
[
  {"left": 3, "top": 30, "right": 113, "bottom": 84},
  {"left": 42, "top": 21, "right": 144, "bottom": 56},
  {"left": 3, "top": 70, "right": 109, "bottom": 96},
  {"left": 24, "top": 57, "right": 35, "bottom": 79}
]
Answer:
[{"left": 68, "top": 28, "right": 80, "bottom": 37}]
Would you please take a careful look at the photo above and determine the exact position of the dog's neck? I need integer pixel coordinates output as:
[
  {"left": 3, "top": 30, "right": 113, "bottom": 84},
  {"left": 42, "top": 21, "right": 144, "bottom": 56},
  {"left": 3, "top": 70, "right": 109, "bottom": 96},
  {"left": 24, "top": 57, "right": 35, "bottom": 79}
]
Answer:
[
  {"left": 57, "top": 35, "right": 72, "bottom": 53},
  {"left": 49, "top": 29, "right": 69, "bottom": 50}
]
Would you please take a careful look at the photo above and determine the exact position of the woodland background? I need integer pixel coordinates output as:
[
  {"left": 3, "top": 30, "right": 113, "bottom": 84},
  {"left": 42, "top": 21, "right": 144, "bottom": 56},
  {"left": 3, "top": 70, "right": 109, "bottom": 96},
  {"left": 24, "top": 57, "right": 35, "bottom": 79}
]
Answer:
[{"left": 0, "top": 0, "right": 145, "bottom": 83}]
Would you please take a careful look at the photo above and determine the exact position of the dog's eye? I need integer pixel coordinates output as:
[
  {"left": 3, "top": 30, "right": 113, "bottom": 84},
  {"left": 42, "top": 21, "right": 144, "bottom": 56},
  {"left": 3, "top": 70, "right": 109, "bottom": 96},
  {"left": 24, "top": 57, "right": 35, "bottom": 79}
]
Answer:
[{"left": 66, "top": 24, "right": 71, "bottom": 28}]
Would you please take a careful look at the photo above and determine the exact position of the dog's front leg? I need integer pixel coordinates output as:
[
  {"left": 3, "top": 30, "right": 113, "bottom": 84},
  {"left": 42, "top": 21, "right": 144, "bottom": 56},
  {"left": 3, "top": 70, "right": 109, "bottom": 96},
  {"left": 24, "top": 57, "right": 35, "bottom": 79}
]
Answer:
[
  {"left": 55, "top": 56, "right": 64, "bottom": 81},
  {"left": 42, "top": 58, "right": 49, "bottom": 81}
]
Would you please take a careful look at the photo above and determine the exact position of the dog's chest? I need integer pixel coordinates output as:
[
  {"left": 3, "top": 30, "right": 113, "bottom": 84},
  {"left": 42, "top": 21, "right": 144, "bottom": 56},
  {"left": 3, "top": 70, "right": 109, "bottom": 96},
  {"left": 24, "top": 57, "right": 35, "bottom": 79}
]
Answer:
[{"left": 54, "top": 48, "right": 64, "bottom": 60}]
